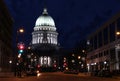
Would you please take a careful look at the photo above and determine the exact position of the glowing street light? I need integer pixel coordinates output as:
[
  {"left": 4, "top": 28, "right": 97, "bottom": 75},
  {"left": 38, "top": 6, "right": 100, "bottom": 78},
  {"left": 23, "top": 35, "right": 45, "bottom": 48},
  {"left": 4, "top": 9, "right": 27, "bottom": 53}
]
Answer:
[
  {"left": 9, "top": 60, "right": 12, "bottom": 64},
  {"left": 16, "top": 28, "right": 25, "bottom": 44},
  {"left": 19, "top": 28, "right": 24, "bottom": 33},
  {"left": 104, "top": 61, "right": 107, "bottom": 64},
  {"left": 28, "top": 46, "right": 31, "bottom": 49},
  {"left": 18, "top": 54, "right": 21, "bottom": 58},
  {"left": 82, "top": 50, "right": 85, "bottom": 53},
  {"left": 66, "top": 67, "right": 68, "bottom": 70},
  {"left": 72, "top": 54, "right": 75, "bottom": 56},
  {"left": 72, "top": 60, "right": 75, "bottom": 63},
  {"left": 116, "top": 31, "right": 120, "bottom": 35},
  {"left": 78, "top": 56, "right": 81, "bottom": 59}
]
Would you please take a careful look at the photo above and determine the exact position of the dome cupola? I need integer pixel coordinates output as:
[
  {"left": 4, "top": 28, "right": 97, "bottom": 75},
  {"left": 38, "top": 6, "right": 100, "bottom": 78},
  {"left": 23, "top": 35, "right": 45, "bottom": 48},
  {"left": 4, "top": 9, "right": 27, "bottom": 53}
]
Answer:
[{"left": 35, "top": 8, "right": 55, "bottom": 27}]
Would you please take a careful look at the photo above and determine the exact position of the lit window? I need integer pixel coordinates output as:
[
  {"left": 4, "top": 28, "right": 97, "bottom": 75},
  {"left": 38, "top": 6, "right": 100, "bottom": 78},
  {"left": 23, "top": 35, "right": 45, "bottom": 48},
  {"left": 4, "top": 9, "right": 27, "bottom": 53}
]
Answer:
[
  {"left": 47, "top": 37, "right": 50, "bottom": 43},
  {"left": 48, "top": 57, "right": 51, "bottom": 66}
]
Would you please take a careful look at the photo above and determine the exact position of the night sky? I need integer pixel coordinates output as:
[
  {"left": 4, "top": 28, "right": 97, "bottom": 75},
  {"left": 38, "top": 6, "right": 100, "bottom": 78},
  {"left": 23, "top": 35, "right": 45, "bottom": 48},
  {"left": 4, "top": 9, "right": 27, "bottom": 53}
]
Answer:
[{"left": 4, "top": 0, "right": 120, "bottom": 49}]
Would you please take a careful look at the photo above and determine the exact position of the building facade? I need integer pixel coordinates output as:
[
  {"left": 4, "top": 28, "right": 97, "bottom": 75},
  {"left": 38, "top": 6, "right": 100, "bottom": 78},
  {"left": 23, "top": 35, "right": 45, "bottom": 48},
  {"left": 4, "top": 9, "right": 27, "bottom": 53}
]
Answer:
[
  {"left": 87, "top": 12, "right": 120, "bottom": 73},
  {"left": 30, "top": 8, "right": 59, "bottom": 70},
  {"left": 0, "top": 0, "right": 13, "bottom": 72}
]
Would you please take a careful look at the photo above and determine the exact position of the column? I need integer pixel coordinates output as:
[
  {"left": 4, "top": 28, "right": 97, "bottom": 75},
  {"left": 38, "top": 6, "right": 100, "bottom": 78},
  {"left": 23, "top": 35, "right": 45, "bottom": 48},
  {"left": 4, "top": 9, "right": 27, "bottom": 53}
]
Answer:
[{"left": 115, "top": 44, "right": 120, "bottom": 70}]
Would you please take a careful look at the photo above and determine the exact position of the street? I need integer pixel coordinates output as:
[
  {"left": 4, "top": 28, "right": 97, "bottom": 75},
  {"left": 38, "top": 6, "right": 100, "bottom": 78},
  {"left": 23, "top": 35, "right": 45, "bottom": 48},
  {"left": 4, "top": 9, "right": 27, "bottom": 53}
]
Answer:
[{"left": 0, "top": 72, "right": 119, "bottom": 81}]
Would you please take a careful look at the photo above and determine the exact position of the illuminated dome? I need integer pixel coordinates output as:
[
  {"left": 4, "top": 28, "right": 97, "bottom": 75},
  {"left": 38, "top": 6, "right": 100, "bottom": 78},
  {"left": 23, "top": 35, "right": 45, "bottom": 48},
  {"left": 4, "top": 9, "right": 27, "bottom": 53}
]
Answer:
[
  {"left": 32, "top": 8, "right": 58, "bottom": 46},
  {"left": 35, "top": 8, "right": 55, "bottom": 27}
]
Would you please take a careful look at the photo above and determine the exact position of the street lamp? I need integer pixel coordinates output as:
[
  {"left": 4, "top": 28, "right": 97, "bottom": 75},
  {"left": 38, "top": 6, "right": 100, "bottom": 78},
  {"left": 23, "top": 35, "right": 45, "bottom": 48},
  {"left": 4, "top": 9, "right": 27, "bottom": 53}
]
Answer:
[
  {"left": 14, "top": 27, "right": 25, "bottom": 77},
  {"left": 72, "top": 54, "right": 75, "bottom": 57},
  {"left": 16, "top": 28, "right": 25, "bottom": 45},
  {"left": 115, "top": 31, "right": 120, "bottom": 71},
  {"left": 78, "top": 56, "right": 81, "bottom": 59},
  {"left": 116, "top": 31, "right": 120, "bottom": 40},
  {"left": 28, "top": 46, "right": 31, "bottom": 50},
  {"left": 72, "top": 59, "right": 75, "bottom": 63},
  {"left": 19, "top": 28, "right": 24, "bottom": 33},
  {"left": 82, "top": 50, "right": 85, "bottom": 53},
  {"left": 9, "top": 60, "right": 12, "bottom": 64},
  {"left": 116, "top": 31, "right": 120, "bottom": 35},
  {"left": 18, "top": 28, "right": 24, "bottom": 33},
  {"left": 16, "top": 28, "right": 25, "bottom": 56}
]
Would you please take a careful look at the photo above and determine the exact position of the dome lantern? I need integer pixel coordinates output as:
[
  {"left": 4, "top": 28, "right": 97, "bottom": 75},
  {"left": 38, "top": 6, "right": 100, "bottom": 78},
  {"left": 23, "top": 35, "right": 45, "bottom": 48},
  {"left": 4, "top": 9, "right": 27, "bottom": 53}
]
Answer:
[
  {"left": 35, "top": 8, "right": 55, "bottom": 27},
  {"left": 42, "top": 8, "right": 48, "bottom": 15}
]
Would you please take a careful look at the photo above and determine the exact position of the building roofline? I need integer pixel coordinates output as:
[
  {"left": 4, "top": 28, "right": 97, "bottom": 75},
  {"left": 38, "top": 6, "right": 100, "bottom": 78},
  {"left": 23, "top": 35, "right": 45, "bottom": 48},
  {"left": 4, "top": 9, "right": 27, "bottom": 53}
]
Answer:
[{"left": 87, "top": 11, "right": 120, "bottom": 39}]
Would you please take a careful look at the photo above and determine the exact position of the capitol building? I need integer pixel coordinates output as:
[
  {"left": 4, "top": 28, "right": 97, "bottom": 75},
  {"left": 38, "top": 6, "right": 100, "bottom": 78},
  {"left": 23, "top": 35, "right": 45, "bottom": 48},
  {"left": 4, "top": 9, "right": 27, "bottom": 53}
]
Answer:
[
  {"left": 30, "top": 8, "right": 59, "bottom": 69},
  {"left": 32, "top": 8, "right": 58, "bottom": 49}
]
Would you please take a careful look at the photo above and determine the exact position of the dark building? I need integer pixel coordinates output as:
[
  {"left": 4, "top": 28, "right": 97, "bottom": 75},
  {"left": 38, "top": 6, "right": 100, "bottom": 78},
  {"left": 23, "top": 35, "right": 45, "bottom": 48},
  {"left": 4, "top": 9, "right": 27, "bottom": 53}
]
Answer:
[
  {"left": 0, "top": 0, "right": 13, "bottom": 72},
  {"left": 87, "top": 12, "right": 120, "bottom": 74}
]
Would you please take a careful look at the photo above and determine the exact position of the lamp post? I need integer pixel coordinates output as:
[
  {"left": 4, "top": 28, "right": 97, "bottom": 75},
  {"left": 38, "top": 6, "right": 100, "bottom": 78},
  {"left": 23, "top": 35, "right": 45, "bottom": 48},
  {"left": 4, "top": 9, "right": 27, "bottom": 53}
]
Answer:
[
  {"left": 16, "top": 28, "right": 24, "bottom": 59},
  {"left": 16, "top": 28, "right": 24, "bottom": 43},
  {"left": 115, "top": 31, "right": 120, "bottom": 71},
  {"left": 14, "top": 27, "right": 24, "bottom": 77}
]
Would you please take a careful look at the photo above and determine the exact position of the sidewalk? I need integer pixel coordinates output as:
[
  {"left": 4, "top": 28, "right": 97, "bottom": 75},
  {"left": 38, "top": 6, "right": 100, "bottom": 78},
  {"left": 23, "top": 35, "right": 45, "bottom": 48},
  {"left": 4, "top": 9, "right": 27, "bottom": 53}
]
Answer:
[
  {"left": 78, "top": 72, "right": 120, "bottom": 79},
  {"left": 0, "top": 72, "right": 14, "bottom": 78},
  {"left": 112, "top": 75, "right": 120, "bottom": 79},
  {"left": 78, "top": 72, "right": 91, "bottom": 77}
]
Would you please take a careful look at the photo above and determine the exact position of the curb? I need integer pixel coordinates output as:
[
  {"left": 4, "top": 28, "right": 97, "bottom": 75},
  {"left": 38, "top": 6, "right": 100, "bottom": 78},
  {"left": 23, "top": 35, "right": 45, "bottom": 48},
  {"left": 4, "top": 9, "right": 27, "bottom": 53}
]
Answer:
[{"left": 0, "top": 72, "right": 14, "bottom": 78}]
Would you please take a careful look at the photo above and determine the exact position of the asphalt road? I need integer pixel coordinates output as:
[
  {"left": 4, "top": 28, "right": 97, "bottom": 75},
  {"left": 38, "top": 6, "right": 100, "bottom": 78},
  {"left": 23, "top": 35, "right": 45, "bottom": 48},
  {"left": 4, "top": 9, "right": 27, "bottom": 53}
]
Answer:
[{"left": 0, "top": 72, "right": 119, "bottom": 81}]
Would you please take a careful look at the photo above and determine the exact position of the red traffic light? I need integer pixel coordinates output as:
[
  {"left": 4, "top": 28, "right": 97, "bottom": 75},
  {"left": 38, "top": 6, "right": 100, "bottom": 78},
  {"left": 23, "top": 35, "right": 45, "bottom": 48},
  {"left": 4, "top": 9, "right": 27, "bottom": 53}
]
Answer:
[
  {"left": 17, "top": 42, "right": 25, "bottom": 50},
  {"left": 54, "top": 64, "right": 56, "bottom": 67},
  {"left": 37, "top": 65, "right": 40, "bottom": 68},
  {"left": 19, "top": 45, "right": 24, "bottom": 49}
]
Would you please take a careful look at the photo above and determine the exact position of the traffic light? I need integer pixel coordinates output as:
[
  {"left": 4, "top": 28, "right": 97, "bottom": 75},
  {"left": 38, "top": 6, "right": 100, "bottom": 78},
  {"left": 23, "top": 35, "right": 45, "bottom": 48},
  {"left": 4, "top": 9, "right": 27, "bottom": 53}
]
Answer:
[
  {"left": 18, "top": 49, "right": 23, "bottom": 54},
  {"left": 17, "top": 42, "right": 25, "bottom": 54},
  {"left": 37, "top": 64, "right": 40, "bottom": 68},
  {"left": 54, "top": 64, "right": 56, "bottom": 68},
  {"left": 19, "top": 45, "right": 24, "bottom": 49}
]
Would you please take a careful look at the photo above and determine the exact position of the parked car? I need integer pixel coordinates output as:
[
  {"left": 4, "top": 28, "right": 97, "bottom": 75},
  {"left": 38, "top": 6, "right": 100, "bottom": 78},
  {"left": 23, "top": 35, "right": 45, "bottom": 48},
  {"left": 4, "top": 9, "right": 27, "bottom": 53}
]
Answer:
[
  {"left": 98, "top": 70, "right": 112, "bottom": 77},
  {"left": 91, "top": 70, "right": 99, "bottom": 76},
  {"left": 26, "top": 68, "right": 37, "bottom": 76}
]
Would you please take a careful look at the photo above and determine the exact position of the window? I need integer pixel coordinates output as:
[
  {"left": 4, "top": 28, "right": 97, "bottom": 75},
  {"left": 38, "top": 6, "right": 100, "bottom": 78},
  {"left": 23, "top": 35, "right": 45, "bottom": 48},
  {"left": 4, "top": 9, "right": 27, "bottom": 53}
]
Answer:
[
  {"left": 99, "top": 52, "right": 103, "bottom": 57},
  {"left": 117, "top": 18, "right": 120, "bottom": 30},
  {"left": 109, "top": 23, "right": 115, "bottom": 42},
  {"left": 39, "top": 56, "right": 51, "bottom": 67},
  {"left": 94, "top": 35, "right": 97, "bottom": 49},
  {"left": 118, "top": 51, "right": 120, "bottom": 60},
  {"left": 47, "top": 37, "right": 50, "bottom": 43},
  {"left": 103, "top": 27, "right": 108, "bottom": 45},
  {"left": 110, "top": 48, "right": 115, "bottom": 60},
  {"left": 98, "top": 31, "right": 102, "bottom": 47},
  {"left": 47, "top": 34, "right": 50, "bottom": 36}
]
